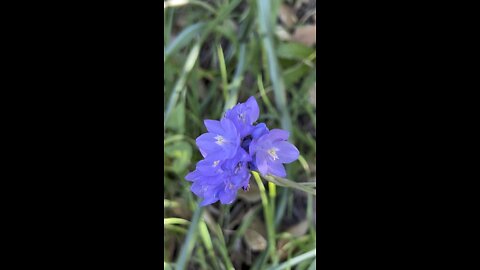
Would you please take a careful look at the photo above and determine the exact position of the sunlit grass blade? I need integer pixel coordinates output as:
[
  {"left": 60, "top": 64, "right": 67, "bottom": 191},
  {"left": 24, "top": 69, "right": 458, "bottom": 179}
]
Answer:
[
  {"left": 164, "top": 134, "right": 196, "bottom": 146},
  {"left": 164, "top": 224, "right": 188, "bottom": 234},
  {"left": 198, "top": 0, "right": 243, "bottom": 43},
  {"left": 257, "top": 74, "right": 279, "bottom": 118},
  {"left": 296, "top": 182, "right": 316, "bottom": 187},
  {"left": 211, "top": 222, "right": 234, "bottom": 270},
  {"left": 252, "top": 171, "right": 277, "bottom": 267},
  {"left": 298, "top": 155, "right": 311, "bottom": 176},
  {"left": 256, "top": 0, "right": 292, "bottom": 132},
  {"left": 195, "top": 246, "right": 209, "bottom": 270},
  {"left": 164, "top": 199, "right": 179, "bottom": 208},
  {"left": 164, "top": 218, "right": 190, "bottom": 226},
  {"left": 275, "top": 188, "right": 288, "bottom": 226},
  {"left": 164, "top": 262, "right": 175, "bottom": 270},
  {"left": 164, "top": 23, "right": 205, "bottom": 62},
  {"left": 259, "top": 173, "right": 316, "bottom": 196},
  {"left": 164, "top": 41, "right": 201, "bottom": 131},
  {"left": 223, "top": 43, "right": 246, "bottom": 112},
  {"left": 217, "top": 44, "right": 229, "bottom": 103},
  {"left": 175, "top": 206, "right": 203, "bottom": 270},
  {"left": 267, "top": 248, "right": 316, "bottom": 270},
  {"left": 164, "top": 6, "right": 174, "bottom": 44},
  {"left": 198, "top": 220, "right": 220, "bottom": 270},
  {"left": 164, "top": 0, "right": 215, "bottom": 13}
]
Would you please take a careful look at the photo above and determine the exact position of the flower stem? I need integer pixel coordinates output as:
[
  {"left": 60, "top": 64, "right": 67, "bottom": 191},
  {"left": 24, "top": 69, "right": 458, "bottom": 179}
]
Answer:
[{"left": 256, "top": 172, "right": 316, "bottom": 196}]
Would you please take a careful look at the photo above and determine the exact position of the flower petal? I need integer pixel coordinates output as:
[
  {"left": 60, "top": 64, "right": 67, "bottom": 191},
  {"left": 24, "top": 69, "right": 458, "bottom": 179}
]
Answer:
[
  {"left": 268, "top": 161, "right": 287, "bottom": 177},
  {"left": 200, "top": 196, "right": 219, "bottom": 206},
  {"left": 196, "top": 133, "right": 221, "bottom": 156},
  {"left": 249, "top": 139, "right": 257, "bottom": 156},
  {"left": 204, "top": 119, "right": 223, "bottom": 134},
  {"left": 245, "top": 96, "right": 259, "bottom": 123},
  {"left": 197, "top": 158, "right": 223, "bottom": 176},
  {"left": 190, "top": 181, "right": 205, "bottom": 196},
  {"left": 219, "top": 189, "right": 236, "bottom": 204},
  {"left": 252, "top": 123, "right": 269, "bottom": 139},
  {"left": 185, "top": 170, "right": 201, "bottom": 182},
  {"left": 275, "top": 141, "right": 300, "bottom": 163},
  {"left": 267, "top": 129, "right": 290, "bottom": 142},
  {"left": 256, "top": 152, "right": 269, "bottom": 175},
  {"left": 220, "top": 117, "right": 238, "bottom": 139}
]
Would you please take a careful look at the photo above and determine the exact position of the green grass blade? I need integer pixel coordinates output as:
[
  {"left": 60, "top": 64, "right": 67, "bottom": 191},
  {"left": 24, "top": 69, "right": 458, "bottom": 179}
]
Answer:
[
  {"left": 164, "top": 218, "right": 190, "bottom": 226},
  {"left": 164, "top": 0, "right": 216, "bottom": 14},
  {"left": 257, "top": 74, "right": 279, "bottom": 118},
  {"left": 211, "top": 222, "right": 234, "bottom": 270},
  {"left": 252, "top": 171, "right": 277, "bottom": 266},
  {"left": 164, "top": 41, "right": 201, "bottom": 131},
  {"left": 175, "top": 206, "right": 204, "bottom": 270},
  {"left": 164, "top": 7, "right": 174, "bottom": 45},
  {"left": 256, "top": 0, "right": 292, "bottom": 132},
  {"left": 267, "top": 249, "right": 316, "bottom": 270},
  {"left": 223, "top": 43, "right": 246, "bottom": 111},
  {"left": 260, "top": 173, "right": 316, "bottom": 196},
  {"left": 228, "top": 205, "right": 260, "bottom": 250},
  {"left": 164, "top": 23, "right": 205, "bottom": 62},
  {"left": 217, "top": 44, "right": 229, "bottom": 103},
  {"left": 165, "top": 224, "right": 188, "bottom": 234},
  {"left": 198, "top": 220, "right": 220, "bottom": 270}
]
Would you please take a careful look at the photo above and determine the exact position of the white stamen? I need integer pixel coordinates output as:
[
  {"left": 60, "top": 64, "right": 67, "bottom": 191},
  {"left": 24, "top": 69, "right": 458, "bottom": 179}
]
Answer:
[
  {"left": 268, "top": 148, "right": 279, "bottom": 161},
  {"left": 238, "top": 113, "right": 245, "bottom": 123},
  {"left": 213, "top": 160, "right": 220, "bottom": 167},
  {"left": 214, "top": 135, "right": 225, "bottom": 145}
]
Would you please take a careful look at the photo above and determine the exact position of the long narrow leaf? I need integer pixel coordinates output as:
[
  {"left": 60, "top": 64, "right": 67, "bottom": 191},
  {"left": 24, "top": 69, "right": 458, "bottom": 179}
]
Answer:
[
  {"left": 267, "top": 249, "right": 316, "bottom": 270},
  {"left": 164, "top": 41, "right": 201, "bottom": 130},
  {"left": 175, "top": 206, "right": 203, "bottom": 270},
  {"left": 164, "top": 23, "right": 205, "bottom": 62}
]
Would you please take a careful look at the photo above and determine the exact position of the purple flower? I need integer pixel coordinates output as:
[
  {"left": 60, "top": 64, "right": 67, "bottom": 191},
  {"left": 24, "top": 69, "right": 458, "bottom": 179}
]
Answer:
[
  {"left": 185, "top": 95, "right": 301, "bottom": 206},
  {"left": 185, "top": 148, "right": 251, "bottom": 206},
  {"left": 196, "top": 118, "right": 240, "bottom": 160},
  {"left": 225, "top": 96, "right": 259, "bottom": 137},
  {"left": 249, "top": 129, "right": 299, "bottom": 177},
  {"left": 251, "top": 123, "right": 269, "bottom": 139}
]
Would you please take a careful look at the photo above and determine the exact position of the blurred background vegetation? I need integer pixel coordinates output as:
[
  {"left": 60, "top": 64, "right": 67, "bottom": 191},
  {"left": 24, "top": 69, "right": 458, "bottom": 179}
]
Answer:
[{"left": 164, "top": 0, "right": 316, "bottom": 269}]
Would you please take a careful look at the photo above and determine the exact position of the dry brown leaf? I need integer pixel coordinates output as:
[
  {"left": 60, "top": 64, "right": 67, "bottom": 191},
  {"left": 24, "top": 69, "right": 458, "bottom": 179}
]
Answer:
[
  {"left": 244, "top": 229, "right": 267, "bottom": 251},
  {"left": 295, "top": 0, "right": 309, "bottom": 9},
  {"left": 287, "top": 219, "right": 309, "bottom": 237},
  {"left": 277, "top": 220, "right": 310, "bottom": 260},
  {"left": 293, "top": 25, "right": 316, "bottom": 46},
  {"left": 250, "top": 216, "right": 267, "bottom": 238},
  {"left": 279, "top": 4, "right": 297, "bottom": 28},
  {"left": 276, "top": 236, "right": 292, "bottom": 261},
  {"left": 275, "top": 25, "right": 292, "bottom": 41}
]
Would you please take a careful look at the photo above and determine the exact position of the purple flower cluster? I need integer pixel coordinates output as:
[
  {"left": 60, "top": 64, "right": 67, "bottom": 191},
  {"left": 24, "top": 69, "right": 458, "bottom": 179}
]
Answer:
[{"left": 185, "top": 96, "right": 299, "bottom": 206}]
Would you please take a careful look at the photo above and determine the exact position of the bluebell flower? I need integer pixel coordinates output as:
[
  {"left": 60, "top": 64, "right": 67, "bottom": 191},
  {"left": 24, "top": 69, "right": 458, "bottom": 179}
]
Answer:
[
  {"left": 251, "top": 122, "right": 269, "bottom": 139},
  {"left": 249, "top": 129, "right": 299, "bottom": 177},
  {"left": 185, "top": 148, "right": 251, "bottom": 206},
  {"left": 196, "top": 118, "right": 240, "bottom": 160},
  {"left": 225, "top": 96, "right": 259, "bottom": 137},
  {"left": 185, "top": 96, "right": 300, "bottom": 206}
]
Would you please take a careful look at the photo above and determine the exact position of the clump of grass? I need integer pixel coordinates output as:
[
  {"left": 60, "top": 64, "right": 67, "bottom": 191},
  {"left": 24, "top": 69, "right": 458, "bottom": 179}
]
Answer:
[{"left": 164, "top": 0, "right": 316, "bottom": 269}]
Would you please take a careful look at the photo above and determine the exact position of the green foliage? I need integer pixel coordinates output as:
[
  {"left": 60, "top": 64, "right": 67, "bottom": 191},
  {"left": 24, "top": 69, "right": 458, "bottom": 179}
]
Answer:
[{"left": 164, "top": 0, "right": 316, "bottom": 269}]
